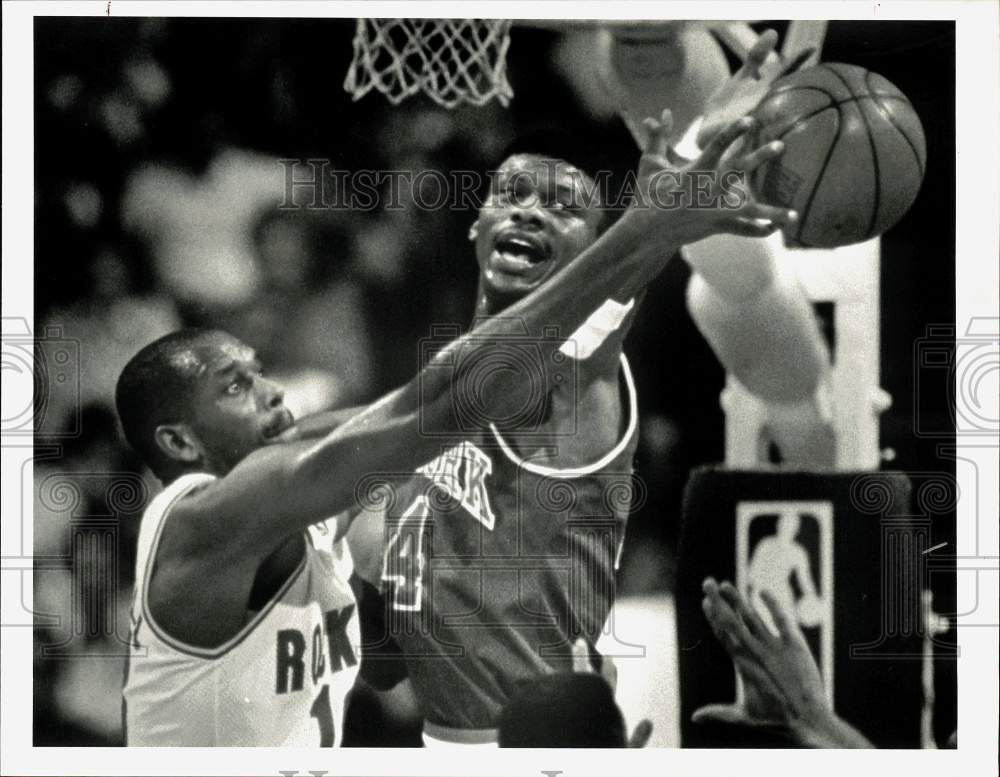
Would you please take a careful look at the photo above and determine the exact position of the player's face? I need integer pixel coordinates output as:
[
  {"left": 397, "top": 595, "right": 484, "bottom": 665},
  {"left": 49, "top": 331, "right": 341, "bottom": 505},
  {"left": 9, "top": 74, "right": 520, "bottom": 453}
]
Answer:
[
  {"left": 184, "top": 335, "right": 296, "bottom": 474},
  {"left": 473, "top": 155, "right": 603, "bottom": 308}
]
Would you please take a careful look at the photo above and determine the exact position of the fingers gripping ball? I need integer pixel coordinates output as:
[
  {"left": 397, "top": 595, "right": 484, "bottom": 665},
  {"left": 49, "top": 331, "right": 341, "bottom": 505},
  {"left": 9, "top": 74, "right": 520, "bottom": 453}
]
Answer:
[{"left": 751, "top": 62, "right": 927, "bottom": 248}]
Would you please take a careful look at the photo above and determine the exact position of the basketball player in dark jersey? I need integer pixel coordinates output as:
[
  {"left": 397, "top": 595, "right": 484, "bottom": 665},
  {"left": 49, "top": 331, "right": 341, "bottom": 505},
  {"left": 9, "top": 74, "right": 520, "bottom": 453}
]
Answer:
[{"left": 350, "top": 113, "right": 797, "bottom": 745}]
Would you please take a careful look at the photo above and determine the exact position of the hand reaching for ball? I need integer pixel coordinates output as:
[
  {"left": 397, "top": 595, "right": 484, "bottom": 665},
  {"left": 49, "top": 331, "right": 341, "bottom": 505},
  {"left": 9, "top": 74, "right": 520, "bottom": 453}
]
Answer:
[
  {"left": 697, "top": 29, "right": 816, "bottom": 150},
  {"left": 629, "top": 108, "right": 798, "bottom": 244}
]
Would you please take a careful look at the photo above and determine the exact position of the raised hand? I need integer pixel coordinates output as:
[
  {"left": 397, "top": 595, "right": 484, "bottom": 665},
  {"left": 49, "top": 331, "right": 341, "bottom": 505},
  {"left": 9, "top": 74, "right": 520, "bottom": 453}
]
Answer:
[
  {"left": 697, "top": 28, "right": 816, "bottom": 149},
  {"left": 693, "top": 577, "right": 874, "bottom": 748},
  {"left": 631, "top": 109, "right": 798, "bottom": 244}
]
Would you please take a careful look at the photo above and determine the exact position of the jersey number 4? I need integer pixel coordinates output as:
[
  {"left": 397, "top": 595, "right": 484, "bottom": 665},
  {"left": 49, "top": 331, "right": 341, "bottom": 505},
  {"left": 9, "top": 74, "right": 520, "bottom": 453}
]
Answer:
[{"left": 381, "top": 495, "right": 430, "bottom": 612}]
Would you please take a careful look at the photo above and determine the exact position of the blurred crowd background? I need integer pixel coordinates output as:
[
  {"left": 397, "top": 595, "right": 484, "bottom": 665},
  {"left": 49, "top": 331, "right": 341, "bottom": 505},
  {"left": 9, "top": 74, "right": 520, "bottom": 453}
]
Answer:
[{"left": 31, "top": 17, "right": 954, "bottom": 745}]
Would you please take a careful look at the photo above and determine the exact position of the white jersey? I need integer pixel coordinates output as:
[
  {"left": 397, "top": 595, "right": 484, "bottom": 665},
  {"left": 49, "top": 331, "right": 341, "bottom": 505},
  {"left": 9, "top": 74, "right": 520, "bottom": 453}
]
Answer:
[{"left": 123, "top": 473, "right": 360, "bottom": 746}]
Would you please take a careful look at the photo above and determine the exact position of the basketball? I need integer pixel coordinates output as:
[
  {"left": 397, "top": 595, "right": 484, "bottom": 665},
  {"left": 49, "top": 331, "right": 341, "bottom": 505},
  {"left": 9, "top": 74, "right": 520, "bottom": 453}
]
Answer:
[{"left": 751, "top": 62, "right": 927, "bottom": 248}]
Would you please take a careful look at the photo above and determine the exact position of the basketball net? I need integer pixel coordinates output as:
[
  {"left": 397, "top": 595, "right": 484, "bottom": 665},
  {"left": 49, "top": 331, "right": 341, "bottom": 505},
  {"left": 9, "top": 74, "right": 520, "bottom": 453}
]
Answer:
[{"left": 344, "top": 19, "right": 514, "bottom": 108}]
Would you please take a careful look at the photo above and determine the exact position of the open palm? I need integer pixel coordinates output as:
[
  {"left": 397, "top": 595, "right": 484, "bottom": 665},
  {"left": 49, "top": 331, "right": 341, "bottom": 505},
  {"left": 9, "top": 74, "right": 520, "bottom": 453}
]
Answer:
[
  {"left": 693, "top": 578, "right": 873, "bottom": 748},
  {"left": 697, "top": 29, "right": 816, "bottom": 149}
]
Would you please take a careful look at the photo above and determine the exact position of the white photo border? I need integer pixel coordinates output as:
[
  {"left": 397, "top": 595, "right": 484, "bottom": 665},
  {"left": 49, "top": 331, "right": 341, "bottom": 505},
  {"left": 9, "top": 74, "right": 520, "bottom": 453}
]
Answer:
[{"left": 2, "top": 1, "right": 997, "bottom": 776}]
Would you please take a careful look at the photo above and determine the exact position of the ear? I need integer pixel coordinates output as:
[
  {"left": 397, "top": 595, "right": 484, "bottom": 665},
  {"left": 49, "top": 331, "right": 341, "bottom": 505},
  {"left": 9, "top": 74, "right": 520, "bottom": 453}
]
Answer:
[
  {"left": 154, "top": 423, "right": 203, "bottom": 465},
  {"left": 468, "top": 221, "right": 479, "bottom": 242}
]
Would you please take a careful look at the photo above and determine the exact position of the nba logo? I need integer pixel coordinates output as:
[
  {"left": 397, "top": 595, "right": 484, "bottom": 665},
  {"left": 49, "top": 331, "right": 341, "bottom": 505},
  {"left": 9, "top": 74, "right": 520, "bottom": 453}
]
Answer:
[{"left": 735, "top": 501, "right": 835, "bottom": 703}]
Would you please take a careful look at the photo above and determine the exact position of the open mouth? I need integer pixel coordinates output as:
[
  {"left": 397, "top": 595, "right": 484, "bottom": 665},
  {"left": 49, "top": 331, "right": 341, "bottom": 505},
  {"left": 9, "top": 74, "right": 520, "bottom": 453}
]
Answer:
[{"left": 491, "top": 231, "right": 551, "bottom": 274}]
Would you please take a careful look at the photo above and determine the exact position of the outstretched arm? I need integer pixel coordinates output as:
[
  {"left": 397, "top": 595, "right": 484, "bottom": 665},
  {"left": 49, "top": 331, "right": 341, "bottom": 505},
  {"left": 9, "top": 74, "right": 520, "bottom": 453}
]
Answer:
[
  {"left": 167, "top": 116, "right": 795, "bottom": 566},
  {"left": 147, "top": 119, "right": 795, "bottom": 650},
  {"left": 290, "top": 401, "right": 388, "bottom": 440}
]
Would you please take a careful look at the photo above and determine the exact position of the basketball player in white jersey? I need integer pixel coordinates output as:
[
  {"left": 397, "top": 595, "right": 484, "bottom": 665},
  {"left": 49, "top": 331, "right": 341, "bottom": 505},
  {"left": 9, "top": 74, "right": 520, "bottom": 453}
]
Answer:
[{"left": 118, "top": 113, "right": 795, "bottom": 747}]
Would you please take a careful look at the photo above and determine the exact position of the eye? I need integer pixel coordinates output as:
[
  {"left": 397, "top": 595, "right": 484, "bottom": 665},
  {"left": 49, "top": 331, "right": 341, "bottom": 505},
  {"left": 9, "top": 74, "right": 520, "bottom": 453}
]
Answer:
[
  {"left": 495, "top": 183, "right": 517, "bottom": 204},
  {"left": 225, "top": 380, "right": 243, "bottom": 396},
  {"left": 495, "top": 177, "right": 539, "bottom": 207},
  {"left": 550, "top": 198, "right": 582, "bottom": 215}
]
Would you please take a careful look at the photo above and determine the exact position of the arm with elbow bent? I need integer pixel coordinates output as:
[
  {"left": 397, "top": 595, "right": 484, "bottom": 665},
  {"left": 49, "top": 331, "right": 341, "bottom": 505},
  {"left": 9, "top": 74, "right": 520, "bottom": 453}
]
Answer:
[
  {"left": 673, "top": 62, "right": 833, "bottom": 440},
  {"left": 683, "top": 227, "right": 840, "bottom": 470}
]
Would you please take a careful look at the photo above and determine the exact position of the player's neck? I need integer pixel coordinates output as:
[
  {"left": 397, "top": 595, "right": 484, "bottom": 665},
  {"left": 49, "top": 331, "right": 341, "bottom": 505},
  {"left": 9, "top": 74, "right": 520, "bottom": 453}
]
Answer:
[{"left": 473, "top": 285, "right": 517, "bottom": 318}]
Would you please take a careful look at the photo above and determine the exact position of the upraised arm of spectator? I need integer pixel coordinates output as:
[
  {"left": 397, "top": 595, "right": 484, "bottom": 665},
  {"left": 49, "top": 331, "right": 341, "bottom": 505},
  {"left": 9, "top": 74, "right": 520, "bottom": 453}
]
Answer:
[{"left": 693, "top": 577, "right": 874, "bottom": 748}]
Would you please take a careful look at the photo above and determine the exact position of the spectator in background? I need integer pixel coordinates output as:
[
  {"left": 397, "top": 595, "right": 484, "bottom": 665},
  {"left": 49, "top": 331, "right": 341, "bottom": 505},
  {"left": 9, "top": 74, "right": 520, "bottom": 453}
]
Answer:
[
  {"left": 39, "top": 244, "right": 181, "bottom": 438},
  {"left": 351, "top": 104, "right": 500, "bottom": 390},
  {"left": 223, "top": 208, "right": 375, "bottom": 414},
  {"left": 120, "top": 146, "right": 286, "bottom": 314},
  {"left": 34, "top": 404, "right": 150, "bottom": 746}
]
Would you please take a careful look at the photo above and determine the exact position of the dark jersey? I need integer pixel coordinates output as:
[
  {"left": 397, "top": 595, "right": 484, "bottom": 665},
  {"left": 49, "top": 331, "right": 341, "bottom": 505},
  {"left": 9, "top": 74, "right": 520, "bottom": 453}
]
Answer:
[{"left": 377, "top": 355, "right": 639, "bottom": 730}]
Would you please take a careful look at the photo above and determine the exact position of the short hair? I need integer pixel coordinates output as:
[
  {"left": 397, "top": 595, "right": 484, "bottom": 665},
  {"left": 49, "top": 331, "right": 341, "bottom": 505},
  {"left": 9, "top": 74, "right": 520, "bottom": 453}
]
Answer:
[
  {"left": 500, "top": 128, "right": 614, "bottom": 183},
  {"left": 498, "top": 673, "right": 626, "bottom": 747},
  {"left": 114, "top": 328, "right": 223, "bottom": 478}
]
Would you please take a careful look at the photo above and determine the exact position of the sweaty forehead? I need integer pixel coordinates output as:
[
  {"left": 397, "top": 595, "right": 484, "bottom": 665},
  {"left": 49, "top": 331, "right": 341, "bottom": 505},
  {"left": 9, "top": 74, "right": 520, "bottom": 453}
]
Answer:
[{"left": 168, "top": 335, "right": 255, "bottom": 379}]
